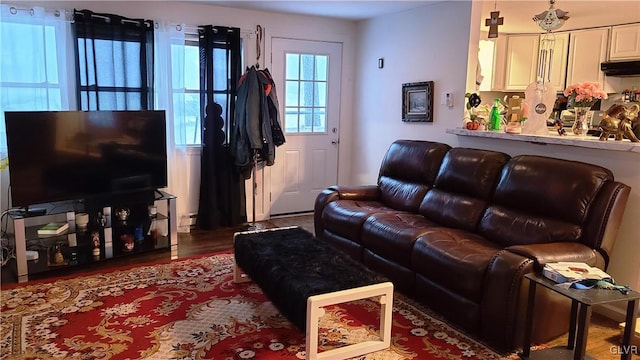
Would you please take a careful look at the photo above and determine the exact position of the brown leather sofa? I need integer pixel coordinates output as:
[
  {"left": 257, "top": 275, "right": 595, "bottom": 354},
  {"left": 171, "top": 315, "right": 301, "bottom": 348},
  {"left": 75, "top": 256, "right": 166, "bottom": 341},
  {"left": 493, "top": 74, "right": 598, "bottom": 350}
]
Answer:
[{"left": 314, "top": 140, "right": 631, "bottom": 351}]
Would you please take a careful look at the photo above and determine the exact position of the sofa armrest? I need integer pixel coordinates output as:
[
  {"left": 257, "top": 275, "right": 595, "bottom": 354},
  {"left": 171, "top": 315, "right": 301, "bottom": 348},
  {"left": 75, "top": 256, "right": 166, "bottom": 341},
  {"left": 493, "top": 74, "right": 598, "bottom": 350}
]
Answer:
[
  {"left": 506, "top": 242, "right": 598, "bottom": 272},
  {"left": 314, "top": 186, "right": 380, "bottom": 238},
  {"left": 482, "top": 250, "right": 534, "bottom": 348}
]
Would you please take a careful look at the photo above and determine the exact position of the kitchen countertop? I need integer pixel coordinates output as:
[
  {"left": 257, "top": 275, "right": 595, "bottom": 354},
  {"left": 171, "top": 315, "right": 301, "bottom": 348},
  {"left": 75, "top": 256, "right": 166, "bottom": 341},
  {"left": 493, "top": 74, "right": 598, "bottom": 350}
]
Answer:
[{"left": 447, "top": 128, "right": 640, "bottom": 153}]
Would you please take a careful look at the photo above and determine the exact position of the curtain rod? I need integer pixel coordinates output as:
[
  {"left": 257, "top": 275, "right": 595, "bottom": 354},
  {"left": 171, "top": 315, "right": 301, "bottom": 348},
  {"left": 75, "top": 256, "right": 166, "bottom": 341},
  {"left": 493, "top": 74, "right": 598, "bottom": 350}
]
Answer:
[
  {"left": 8, "top": 4, "right": 256, "bottom": 36},
  {"left": 90, "top": 14, "right": 145, "bottom": 26},
  {"left": 158, "top": 24, "right": 255, "bottom": 39},
  {"left": 7, "top": 5, "right": 67, "bottom": 18}
]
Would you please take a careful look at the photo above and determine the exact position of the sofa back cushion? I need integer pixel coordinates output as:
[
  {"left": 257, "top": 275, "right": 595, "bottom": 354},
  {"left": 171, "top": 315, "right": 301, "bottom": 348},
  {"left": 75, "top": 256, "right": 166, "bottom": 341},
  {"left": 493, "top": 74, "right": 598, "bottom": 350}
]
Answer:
[
  {"left": 480, "top": 155, "right": 614, "bottom": 247},
  {"left": 420, "top": 148, "right": 510, "bottom": 231},
  {"left": 378, "top": 140, "right": 451, "bottom": 212}
]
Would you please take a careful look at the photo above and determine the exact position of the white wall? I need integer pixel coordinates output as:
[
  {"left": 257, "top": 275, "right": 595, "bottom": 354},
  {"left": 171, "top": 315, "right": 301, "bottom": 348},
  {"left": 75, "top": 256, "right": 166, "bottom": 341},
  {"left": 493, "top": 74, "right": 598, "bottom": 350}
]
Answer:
[
  {"left": 354, "top": 0, "right": 639, "bottom": 317},
  {"left": 352, "top": 1, "right": 474, "bottom": 184}
]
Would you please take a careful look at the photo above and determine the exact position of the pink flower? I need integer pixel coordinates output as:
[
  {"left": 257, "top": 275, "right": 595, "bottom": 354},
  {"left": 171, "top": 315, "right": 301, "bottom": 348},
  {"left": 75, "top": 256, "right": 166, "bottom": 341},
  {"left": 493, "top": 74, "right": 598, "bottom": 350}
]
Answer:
[{"left": 563, "top": 82, "right": 608, "bottom": 107}]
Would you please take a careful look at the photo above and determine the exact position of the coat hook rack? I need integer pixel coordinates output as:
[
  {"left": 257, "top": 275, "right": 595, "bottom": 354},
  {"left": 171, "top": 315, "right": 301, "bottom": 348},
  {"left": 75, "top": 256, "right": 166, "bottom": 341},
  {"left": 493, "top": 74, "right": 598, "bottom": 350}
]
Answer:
[{"left": 255, "top": 25, "right": 263, "bottom": 69}]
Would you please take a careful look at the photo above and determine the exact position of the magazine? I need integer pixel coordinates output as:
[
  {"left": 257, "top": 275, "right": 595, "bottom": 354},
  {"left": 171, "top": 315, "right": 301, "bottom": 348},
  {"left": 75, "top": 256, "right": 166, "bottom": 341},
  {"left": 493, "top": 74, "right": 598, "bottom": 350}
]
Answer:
[{"left": 542, "top": 262, "right": 613, "bottom": 284}]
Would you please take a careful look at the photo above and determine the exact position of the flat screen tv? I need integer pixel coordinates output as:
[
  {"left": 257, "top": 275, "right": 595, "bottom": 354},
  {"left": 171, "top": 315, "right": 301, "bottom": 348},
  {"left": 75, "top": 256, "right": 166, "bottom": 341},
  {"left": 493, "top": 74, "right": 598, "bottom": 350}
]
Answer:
[{"left": 4, "top": 110, "right": 167, "bottom": 208}]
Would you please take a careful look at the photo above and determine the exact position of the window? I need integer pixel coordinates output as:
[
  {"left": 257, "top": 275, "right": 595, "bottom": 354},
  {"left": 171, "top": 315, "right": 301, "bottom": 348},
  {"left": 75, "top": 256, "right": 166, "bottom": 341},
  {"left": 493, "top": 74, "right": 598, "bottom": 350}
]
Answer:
[
  {"left": 284, "top": 53, "right": 328, "bottom": 133},
  {"left": 73, "top": 9, "right": 154, "bottom": 111},
  {"left": 0, "top": 6, "right": 73, "bottom": 152},
  {"left": 172, "top": 33, "right": 240, "bottom": 146},
  {"left": 171, "top": 36, "right": 201, "bottom": 146}
]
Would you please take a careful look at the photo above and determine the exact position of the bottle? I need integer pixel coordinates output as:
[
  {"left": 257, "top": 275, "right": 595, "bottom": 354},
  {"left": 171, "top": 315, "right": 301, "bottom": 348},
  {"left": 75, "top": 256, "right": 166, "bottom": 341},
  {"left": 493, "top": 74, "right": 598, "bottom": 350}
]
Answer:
[
  {"left": 490, "top": 98, "right": 501, "bottom": 131},
  {"left": 149, "top": 219, "right": 159, "bottom": 246}
]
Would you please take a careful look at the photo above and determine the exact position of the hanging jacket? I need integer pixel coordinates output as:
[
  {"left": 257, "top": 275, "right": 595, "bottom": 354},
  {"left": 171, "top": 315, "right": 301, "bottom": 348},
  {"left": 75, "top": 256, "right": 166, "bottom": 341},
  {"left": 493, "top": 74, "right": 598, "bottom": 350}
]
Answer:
[
  {"left": 261, "top": 68, "right": 285, "bottom": 147},
  {"left": 232, "top": 65, "right": 285, "bottom": 179}
]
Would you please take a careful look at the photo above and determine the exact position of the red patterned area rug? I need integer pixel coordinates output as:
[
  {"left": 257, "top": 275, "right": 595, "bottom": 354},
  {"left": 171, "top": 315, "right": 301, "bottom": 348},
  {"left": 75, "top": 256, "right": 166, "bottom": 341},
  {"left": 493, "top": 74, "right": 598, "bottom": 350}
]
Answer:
[{"left": 1, "top": 253, "right": 522, "bottom": 359}]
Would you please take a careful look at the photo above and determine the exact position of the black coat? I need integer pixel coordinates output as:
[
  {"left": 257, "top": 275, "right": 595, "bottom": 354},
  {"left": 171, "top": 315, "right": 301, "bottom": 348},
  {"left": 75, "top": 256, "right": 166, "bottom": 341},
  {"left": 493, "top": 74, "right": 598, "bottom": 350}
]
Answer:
[{"left": 231, "top": 66, "right": 285, "bottom": 179}]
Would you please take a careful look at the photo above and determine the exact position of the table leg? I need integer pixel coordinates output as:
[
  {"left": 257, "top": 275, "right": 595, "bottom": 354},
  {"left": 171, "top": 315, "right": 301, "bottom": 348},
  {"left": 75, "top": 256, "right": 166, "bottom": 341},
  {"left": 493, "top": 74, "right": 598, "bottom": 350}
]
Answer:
[
  {"left": 520, "top": 279, "right": 537, "bottom": 358},
  {"left": 573, "top": 304, "right": 591, "bottom": 360},
  {"left": 567, "top": 299, "right": 579, "bottom": 350},
  {"left": 621, "top": 299, "right": 638, "bottom": 360}
]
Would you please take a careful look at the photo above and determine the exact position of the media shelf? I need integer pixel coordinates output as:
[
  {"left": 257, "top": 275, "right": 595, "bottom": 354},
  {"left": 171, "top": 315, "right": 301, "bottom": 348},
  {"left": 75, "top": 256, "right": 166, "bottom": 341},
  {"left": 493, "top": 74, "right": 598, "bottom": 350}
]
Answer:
[{"left": 9, "top": 191, "right": 177, "bottom": 283}]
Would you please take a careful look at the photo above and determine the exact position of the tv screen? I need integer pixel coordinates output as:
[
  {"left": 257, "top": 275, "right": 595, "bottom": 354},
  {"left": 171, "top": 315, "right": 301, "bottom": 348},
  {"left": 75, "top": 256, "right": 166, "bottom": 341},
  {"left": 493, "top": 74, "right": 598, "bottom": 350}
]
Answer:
[{"left": 5, "top": 110, "right": 167, "bottom": 208}]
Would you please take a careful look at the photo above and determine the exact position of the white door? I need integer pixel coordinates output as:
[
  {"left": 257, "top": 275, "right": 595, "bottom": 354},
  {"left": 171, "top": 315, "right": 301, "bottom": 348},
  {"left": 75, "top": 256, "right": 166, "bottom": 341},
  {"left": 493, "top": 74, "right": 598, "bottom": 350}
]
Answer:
[{"left": 270, "top": 38, "right": 342, "bottom": 215}]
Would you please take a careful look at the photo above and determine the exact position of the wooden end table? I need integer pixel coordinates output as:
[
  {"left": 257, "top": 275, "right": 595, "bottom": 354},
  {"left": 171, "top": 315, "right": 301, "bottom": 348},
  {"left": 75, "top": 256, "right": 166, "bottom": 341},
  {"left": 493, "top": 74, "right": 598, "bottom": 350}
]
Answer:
[{"left": 520, "top": 272, "right": 640, "bottom": 360}]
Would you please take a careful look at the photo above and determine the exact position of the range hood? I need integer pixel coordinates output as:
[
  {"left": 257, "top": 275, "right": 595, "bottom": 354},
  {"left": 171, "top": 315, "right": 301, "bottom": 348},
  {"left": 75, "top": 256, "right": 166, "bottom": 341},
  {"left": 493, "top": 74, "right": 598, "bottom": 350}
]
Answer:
[{"left": 600, "top": 60, "right": 640, "bottom": 77}]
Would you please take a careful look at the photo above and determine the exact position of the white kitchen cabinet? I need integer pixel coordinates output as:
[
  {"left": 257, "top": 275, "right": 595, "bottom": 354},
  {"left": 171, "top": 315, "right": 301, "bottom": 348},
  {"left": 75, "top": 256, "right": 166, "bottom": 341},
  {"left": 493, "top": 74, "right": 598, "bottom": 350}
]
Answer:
[
  {"left": 609, "top": 23, "right": 640, "bottom": 60},
  {"left": 538, "top": 32, "right": 569, "bottom": 92},
  {"left": 477, "top": 36, "right": 507, "bottom": 91},
  {"left": 491, "top": 36, "right": 507, "bottom": 91},
  {"left": 566, "top": 28, "right": 609, "bottom": 87},
  {"left": 503, "top": 34, "right": 539, "bottom": 91}
]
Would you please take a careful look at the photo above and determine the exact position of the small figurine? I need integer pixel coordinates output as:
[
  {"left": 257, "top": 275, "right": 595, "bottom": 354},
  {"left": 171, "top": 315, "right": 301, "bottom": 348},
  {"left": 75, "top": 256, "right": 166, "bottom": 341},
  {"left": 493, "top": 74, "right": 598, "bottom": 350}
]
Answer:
[
  {"left": 121, "top": 234, "right": 135, "bottom": 252},
  {"left": 598, "top": 104, "right": 640, "bottom": 142},
  {"left": 554, "top": 119, "right": 566, "bottom": 136},
  {"left": 53, "top": 244, "right": 65, "bottom": 264},
  {"left": 92, "top": 231, "right": 101, "bottom": 256}
]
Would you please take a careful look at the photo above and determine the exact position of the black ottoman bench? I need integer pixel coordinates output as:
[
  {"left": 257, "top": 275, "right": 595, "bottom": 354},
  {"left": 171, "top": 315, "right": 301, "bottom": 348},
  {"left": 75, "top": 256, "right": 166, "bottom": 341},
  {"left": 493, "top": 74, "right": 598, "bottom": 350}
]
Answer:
[{"left": 233, "top": 226, "right": 394, "bottom": 360}]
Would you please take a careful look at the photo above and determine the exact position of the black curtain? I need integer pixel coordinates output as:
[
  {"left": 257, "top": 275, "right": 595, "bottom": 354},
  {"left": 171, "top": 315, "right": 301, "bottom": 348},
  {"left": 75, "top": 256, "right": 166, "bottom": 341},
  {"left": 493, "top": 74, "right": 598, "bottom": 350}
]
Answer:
[
  {"left": 196, "top": 25, "right": 246, "bottom": 230},
  {"left": 72, "top": 9, "right": 154, "bottom": 110}
]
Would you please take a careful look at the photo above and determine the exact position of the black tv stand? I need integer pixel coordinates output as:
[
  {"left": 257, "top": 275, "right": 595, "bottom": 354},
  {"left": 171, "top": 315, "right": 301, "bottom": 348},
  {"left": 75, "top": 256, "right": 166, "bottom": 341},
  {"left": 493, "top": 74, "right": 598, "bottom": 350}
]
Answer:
[
  {"left": 22, "top": 207, "right": 47, "bottom": 217},
  {"left": 9, "top": 190, "right": 177, "bottom": 283}
]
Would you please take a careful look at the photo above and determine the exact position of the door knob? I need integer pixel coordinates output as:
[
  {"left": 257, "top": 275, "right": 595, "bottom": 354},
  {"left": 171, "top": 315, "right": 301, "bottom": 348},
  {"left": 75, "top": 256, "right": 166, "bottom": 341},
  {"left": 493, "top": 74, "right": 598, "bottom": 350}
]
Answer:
[{"left": 331, "top": 139, "right": 339, "bottom": 144}]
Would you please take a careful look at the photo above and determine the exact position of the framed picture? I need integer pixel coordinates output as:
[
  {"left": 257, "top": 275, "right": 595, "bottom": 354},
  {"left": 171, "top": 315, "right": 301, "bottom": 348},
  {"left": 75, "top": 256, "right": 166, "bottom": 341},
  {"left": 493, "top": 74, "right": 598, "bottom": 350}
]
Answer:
[{"left": 402, "top": 81, "right": 434, "bottom": 122}]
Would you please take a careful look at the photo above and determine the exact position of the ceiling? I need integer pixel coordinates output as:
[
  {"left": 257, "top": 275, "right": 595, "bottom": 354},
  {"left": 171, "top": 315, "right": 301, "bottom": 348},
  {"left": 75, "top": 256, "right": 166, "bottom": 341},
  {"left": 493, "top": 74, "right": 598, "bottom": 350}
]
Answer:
[
  {"left": 198, "top": 0, "right": 640, "bottom": 33},
  {"left": 197, "top": 1, "right": 434, "bottom": 21},
  {"left": 196, "top": 0, "right": 430, "bottom": 20}
]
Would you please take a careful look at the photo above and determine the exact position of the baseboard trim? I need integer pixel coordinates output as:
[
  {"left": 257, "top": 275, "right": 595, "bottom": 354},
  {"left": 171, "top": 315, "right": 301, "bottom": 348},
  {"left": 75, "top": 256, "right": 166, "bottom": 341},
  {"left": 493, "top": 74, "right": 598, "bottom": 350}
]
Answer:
[{"left": 596, "top": 303, "right": 627, "bottom": 322}]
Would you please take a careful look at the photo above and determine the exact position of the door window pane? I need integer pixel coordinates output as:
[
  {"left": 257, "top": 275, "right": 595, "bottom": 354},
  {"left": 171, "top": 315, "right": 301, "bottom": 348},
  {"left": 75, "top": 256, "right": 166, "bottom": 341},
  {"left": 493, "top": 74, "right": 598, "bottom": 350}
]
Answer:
[
  {"left": 286, "top": 53, "right": 299, "bottom": 80},
  {"left": 315, "top": 56, "right": 327, "bottom": 81},
  {"left": 300, "top": 81, "right": 314, "bottom": 107},
  {"left": 313, "top": 110, "right": 326, "bottom": 132},
  {"left": 314, "top": 83, "right": 326, "bottom": 107},
  {"left": 284, "top": 52, "right": 328, "bottom": 134},
  {"left": 285, "top": 81, "right": 299, "bottom": 107},
  {"left": 284, "top": 108, "right": 299, "bottom": 132}
]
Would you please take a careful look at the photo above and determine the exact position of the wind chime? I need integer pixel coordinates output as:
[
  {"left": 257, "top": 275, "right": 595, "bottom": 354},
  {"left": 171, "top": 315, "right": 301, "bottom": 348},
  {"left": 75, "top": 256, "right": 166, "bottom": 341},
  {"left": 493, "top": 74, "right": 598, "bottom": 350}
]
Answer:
[
  {"left": 535, "top": 0, "right": 570, "bottom": 85},
  {"left": 523, "top": 0, "right": 570, "bottom": 135}
]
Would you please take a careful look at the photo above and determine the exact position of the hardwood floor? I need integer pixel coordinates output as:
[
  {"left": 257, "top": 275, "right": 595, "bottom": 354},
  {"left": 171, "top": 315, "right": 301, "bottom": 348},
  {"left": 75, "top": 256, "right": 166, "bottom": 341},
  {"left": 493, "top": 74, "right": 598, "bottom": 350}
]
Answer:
[{"left": 0, "top": 215, "right": 631, "bottom": 358}]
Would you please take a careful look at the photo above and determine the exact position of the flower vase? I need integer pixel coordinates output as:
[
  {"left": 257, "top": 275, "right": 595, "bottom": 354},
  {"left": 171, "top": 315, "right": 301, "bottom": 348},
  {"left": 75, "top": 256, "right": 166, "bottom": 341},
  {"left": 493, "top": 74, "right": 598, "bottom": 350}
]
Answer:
[{"left": 571, "top": 107, "right": 591, "bottom": 136}]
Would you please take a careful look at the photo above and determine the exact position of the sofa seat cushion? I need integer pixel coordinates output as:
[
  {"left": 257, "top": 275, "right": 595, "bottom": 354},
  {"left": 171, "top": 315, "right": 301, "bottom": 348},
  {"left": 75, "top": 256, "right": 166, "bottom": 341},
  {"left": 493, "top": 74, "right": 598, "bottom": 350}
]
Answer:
[
  {"left": 411, "top": 229, "right": 502, "bottom": 303},
  {"left": 321, "top": 200, "right": 396, "bottom": 242},
  {"left": 361, "top": 212, "right": 440, "bottom": 265}
]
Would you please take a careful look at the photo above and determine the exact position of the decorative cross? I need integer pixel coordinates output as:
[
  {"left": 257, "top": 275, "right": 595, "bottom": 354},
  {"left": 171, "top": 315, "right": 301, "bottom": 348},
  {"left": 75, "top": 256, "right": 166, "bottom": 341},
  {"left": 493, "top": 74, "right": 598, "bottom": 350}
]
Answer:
[{"left": 485, "top": 11, "right": 504, "bottom": 38}]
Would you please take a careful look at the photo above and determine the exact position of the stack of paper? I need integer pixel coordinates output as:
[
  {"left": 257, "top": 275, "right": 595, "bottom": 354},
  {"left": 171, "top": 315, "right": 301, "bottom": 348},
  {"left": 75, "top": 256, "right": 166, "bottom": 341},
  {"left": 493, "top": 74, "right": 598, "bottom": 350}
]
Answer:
[{"left": 542, "top": 262, "right": 613, "bottom": 284}]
